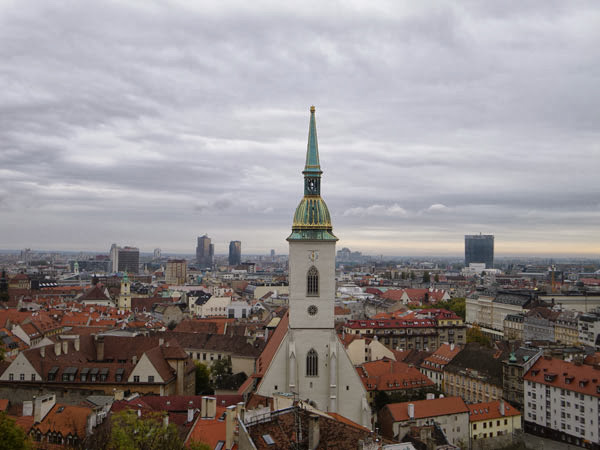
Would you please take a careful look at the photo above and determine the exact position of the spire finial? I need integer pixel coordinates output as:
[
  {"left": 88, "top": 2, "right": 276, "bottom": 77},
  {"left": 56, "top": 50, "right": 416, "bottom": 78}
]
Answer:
[{"left": 310, "top": 105, "right": 315, "bottom": 113}]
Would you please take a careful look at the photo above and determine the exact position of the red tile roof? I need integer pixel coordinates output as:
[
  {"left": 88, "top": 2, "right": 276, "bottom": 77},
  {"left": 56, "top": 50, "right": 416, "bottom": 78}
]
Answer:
[
  {"left": 358, "top": 358, "right": 434, "bottom": 392},
  {"left": 420, "top": 344, "right": 462, "bottom": 371},
  {"left": 468, "top": 400, "right": 520, "bottom": 422},
  {"left": 384, "top": 396, "right": 468, "bottom": 422},
  {"left": 524, "top": 357, "right": 600, "bottom": 398}
]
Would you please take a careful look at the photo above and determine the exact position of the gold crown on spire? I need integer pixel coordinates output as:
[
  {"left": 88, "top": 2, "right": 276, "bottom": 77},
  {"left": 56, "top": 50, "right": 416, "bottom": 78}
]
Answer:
[{"left": 310, "top": 105, "right": 315, "bottom": 113}]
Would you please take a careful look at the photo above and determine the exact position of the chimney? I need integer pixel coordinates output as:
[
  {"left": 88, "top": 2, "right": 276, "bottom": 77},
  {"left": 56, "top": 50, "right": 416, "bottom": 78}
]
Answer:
[
  {"left": 500, "top": 400, "right": 505, "bottom": 416},
  {"left": 426, "top": 393, "right": 435, "bottom": 400},
  {"left": 450, "top": 343, "right": 455, "bottom": 351},
  {"left": 40, "top": 347, "right": 45, "bottom": 358},
  {"left": 308, "top": 414, "right": 320, "bottom": 450},
  {"left": 74, "top": 337, "right": 80, "bottom": 352},
  {"left": 159, "top": 338, "right": 164, "bottom": 346},
  {"left": 34, "top": 394, "right": 56, "bottom": 423},
  {"left": 132, "top": 355, "right": 138, "bottom": 365},
  {"left": 201, "top": 396, "right": 216, "bottom": 419},
  {"left": 22, "top": 401, "right": 33, "bottom": 416},
  {"left": 163, "top": 414, "right": 169, "bottom": 428},
  {"left": 408, "top": 403, "right": 415, "bottom": 419},
  {"left": 54, "top": 342, "right": 61, "bottom": 357},
  {"left": 96, "top": 336, "right": 104, "bottom": 361},
  {"left": 235, "top": 402, "right": 245, "bottom": 423},
  {"left": 187, "top": 407, "right": 194, "bottom": 423},
  {"left": 439, "top": 394, "right": 444, "bottom": 399},
  {"left": 62, "top": 341, "right": 68, "bottom": 355},
  {"left": 225, "top": 405, "right": 236, "bottom": 450}
]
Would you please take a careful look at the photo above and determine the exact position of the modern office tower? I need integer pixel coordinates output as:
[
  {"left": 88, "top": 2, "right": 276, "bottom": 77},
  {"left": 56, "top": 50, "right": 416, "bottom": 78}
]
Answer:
[
  {"left": 153, "top": 248, "right": 161, "bottom": 260},
  {"left": 165, "top": 259, "right": 187, "bottom": 285},
  {"left": 117, "top": 246, "right": 140, "bottom": 274},
  {"left": 229, "top": 241, "right": 241, "bottom": 266},
  {"left": 110, "top": 243, "right": 119, "bottom": 273},
  {"left": 465, "top": 234, "right": 494, "bottom": 269},
  {"left": 196, "top": 235, "right": 214, "bottom": 268}
]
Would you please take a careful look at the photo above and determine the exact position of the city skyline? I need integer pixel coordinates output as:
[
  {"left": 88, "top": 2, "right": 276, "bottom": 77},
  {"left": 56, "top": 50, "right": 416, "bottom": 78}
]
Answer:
[{"left": 1, "top": 2, "right": 599, "bottom": 257}]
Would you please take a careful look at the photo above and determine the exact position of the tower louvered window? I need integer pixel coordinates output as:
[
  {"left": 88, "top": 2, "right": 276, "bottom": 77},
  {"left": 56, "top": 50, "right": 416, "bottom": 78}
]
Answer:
[
  {"left": 307, "top": 266, "right": 319, "bottom": 296},
  {"left": 306, "top": 349, "right": 318, "bottom": 377}
]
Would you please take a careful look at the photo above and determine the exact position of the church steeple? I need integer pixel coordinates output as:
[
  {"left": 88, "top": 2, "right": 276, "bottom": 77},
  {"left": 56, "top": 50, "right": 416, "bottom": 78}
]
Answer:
[
  {"left": 304, "top": 106, "right": 322, "bottom": 175},
  {"left": 288, "top": 106, "right": 337, "bottom": 242}
]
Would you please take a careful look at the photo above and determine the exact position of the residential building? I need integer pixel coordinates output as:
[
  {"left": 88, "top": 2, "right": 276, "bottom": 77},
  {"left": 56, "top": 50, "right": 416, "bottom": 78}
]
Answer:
[
  {"left": 343, "top": 310, "right": 466, "bottom": 352},
  {"left": 555, "top": 310, "right": 580, "bottom": 345},
  {"left": 165, "top": 259, "right": 187, "bottom": 285},
  {"left": 578, "top": 312, "right": 600, "bottom": 349},
  {"left": 503, "top": 314, "right": 525, "bottom": 340},
  {"left": 0, "top": 334, "right": 195, "bottom": 397},
  {"left": 251, "top": 107, "right": 371, "bottom": 428},
  {"left": 501, "top": 346, "right": 543, "bottom": 409},
  {"left": 419, "top": 343, "right": 462, "bottom": 390},
  {"left": 342, "top": 335, "right": 396, "bottom": 365},
  {"left": 465, "top": 234, "right": 494, "bottom": 269},
  {"left": 228, "top": 241, "right": 241, "bottom": 266},
  {"left": 523, "top": 356, "right": 600, "bottom": 447},
  {"left": 196, "top": 235, "right": 214, "bottom": 268},
  {"left": 117, "top": 246, "right": 139, "bottom": 274},
  {"left": 443, "top": 343, "right": 504, "bottom": 403},
  {"left": 466, "top": 291, "right": 535, "bottom": 336},
  {"left": 378, "top": 396, "right": 469, "bottom": 446},
  {"left": 357, "top": 358, "right": 435, "bottom": 405},
  {"left": 468, "top": 400, "right": 521, "bottom": 442},
  {"left": 523, "top": 307, "right": 560, "bottom": 342}
]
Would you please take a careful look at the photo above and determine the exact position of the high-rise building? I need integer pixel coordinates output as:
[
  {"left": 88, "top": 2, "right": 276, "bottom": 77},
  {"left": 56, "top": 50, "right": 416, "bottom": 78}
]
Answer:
[
  {"left": 153, "top": 248, "right": 161, "bottom": 260},
  {"left": 165, "top": 259, "right": 187, "bottom": 285},
  {"left": 465, "top": 234, "right": 494, "bottom": 269},
  {"left": 117, "top": 246, "right": 140, "bottom": 274},
  {"left": 255, "top": 106, "right": 370, "bottom": 427},
  {"left": 196, "top": 235, "right": 214, "bottom": 268},
  {"left": 110, "top": 243, "right": 119, "bottom": 273},
  {"left": 228, "top": 241, "right": 241, "bottom": 266}
]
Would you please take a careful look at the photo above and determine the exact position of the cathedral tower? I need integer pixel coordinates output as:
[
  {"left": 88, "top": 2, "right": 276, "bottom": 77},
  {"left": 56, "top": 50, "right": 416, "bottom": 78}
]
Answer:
[{"left": 256, "top": 107, "right": 370, "bottom": 428}]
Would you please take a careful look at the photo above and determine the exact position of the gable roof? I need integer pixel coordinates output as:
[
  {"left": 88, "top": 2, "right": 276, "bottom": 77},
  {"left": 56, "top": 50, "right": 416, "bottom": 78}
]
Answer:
[
  {"left": 524, "top": 357, "right": 600, "bottom": 398},
  {"left": 384, "top": 396, "right": 468, "bottom": 422},
  {"left": 468, "top": 400, "right": 520, "bottom": 422}
]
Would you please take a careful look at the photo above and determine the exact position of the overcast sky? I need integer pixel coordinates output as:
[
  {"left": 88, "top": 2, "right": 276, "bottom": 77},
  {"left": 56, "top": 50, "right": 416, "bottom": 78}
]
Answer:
[{"left": 1, "top": 1, "right": 599, "bottom": 257}]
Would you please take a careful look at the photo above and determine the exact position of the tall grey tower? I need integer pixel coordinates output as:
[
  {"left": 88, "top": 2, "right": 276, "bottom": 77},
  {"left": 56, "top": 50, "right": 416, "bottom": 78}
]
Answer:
[
  {"left": 228, "top": 241, "right": 241, "bottom": 266},
  {"left": 196, "top": 235, "right": 214, "bottom": 268},
  {"left": 465, "top": 234, "right": 494, "bottom": 269}
]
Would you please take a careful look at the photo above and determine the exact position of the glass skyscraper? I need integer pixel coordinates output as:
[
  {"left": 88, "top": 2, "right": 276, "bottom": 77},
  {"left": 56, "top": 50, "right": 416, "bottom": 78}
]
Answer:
[{"left": 465, "top": 234, "right": 494, "bottom": 269}]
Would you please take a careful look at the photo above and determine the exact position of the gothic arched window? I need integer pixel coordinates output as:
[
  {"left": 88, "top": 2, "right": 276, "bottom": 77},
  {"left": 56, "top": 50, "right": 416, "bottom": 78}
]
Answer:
[
  {"left": 306, "top": 349, "right": 318, "bottom": 377},
  {"left": 307, "top": 266, "right": 319, "bottom": 296}
]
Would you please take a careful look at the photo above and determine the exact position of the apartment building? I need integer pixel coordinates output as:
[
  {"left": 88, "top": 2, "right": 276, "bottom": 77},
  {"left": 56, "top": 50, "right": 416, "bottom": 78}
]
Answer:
[
  {"left": 419, "top": 343, "right": 461, "bottom": 390},
  {"left": 468, "top": 400, "right": 521, "bottom": 442},
  {"left": 524, "top": 356, "right": 600, "bottom": 447}
]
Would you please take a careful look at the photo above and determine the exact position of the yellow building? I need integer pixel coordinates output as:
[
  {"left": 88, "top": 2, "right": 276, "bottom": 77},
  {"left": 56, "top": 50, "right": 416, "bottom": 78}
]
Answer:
[
  {"left": 165, "top": 259, "right": 187, "bottom": 285},
  {"left": 468, "top": 400, "right": 521, "bottom": 442}
]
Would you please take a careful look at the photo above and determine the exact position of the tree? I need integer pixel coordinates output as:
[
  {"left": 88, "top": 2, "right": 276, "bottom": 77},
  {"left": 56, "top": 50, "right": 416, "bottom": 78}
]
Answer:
[
  {"left": 0, "top": 412, "right": 31, "bottom": 450},
  {"left": 0, "top": 271, "right": 9, "bottom": 303},
  {"left": 410, "top": 271, "right": 416, "bottom": 280},
  {"left": 434, "top": 274, "right": 439, "bottom": 283},
  {"left": 401, "top": 272, "right": 407, "bottom": 280},
  {"left": 466, "top": 325, "right": 492, "bottom": 347},
  {"left": 188, "top": 442, "right": 211, "bottom": 450},
  {"left": 422, "top": 272, "right": 430, "bottom": 283},
  {"left": 108, "top": 410, "right": 183, "bottom": 450},
  {"left": 195, "top": 362, "right": 213, "bottom": 395}
]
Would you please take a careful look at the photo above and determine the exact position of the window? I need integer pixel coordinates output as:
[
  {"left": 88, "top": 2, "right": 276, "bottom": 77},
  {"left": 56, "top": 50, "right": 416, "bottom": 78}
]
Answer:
[
  {"left": 307, "top": 266, "right": 319, "bottom": 296},
  {"left": 134, "top": 375, "right": 140, "bottom": 383},
  {"left": 148, "top": 376, "right": 154, "bottom": 383},
  {"left": 306, "top": 349, "right": 318, "bottom": 377},
  {"left": 31, "top": 374, "right": 35, "bottom": 381},
  {"left": 8, "top": 374, "right": 13, "bottom": 381},
  {"left": 19, "top": 374, "right": 24, "bottom": 381}
]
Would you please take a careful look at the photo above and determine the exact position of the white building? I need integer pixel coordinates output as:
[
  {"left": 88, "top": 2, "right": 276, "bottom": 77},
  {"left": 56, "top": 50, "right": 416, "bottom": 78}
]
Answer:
[
  {"left": 578, "top": 313, "right": 600, "bottom": 349},
  {"left": 523, "top": 356, "right": 600, "bottom": 447},
  {"left": 255, "top": 107, "right": 370, "bottom": 428}
]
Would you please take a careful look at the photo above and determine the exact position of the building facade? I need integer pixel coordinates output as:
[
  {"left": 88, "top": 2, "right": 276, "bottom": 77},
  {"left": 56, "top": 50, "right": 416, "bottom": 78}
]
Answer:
[
  {"left": 228, "top": 241, "right": 241, "bottom": 266},
  {"left": 465, "top": 234, "right": 494, "bottom": 269},
  {"left": 524, "top": 356, "right": 600, "bottom": 448},
  {"left": 165, "top": 259, "right": 187, "bottom": 285},
  {"left": 117, "top": 246, "right": 139, "bottom": 274}
]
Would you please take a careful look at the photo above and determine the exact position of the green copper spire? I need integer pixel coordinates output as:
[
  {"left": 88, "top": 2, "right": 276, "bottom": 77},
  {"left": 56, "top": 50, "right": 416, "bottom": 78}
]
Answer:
[
  {"left": 288, "top": 106, "right": 337, "bottom": 242},
  {"left": 304, "top": 105, "right": 322, "bottom": 176}
]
